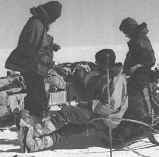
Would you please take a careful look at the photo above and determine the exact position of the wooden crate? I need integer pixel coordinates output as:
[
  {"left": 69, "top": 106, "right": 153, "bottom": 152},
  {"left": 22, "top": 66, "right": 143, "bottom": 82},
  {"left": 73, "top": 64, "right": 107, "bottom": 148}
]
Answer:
[{"left": 49, "top": 91, "right": 67, "bottom": 106}]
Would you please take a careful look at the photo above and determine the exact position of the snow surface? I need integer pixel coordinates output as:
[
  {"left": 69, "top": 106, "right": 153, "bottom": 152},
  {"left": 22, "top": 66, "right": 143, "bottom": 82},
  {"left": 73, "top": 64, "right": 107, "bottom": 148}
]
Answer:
[
  {"left": 1, "top": 45, "right": 159, "bottom": 156},
  {"left": 0, "top": 126, "right": 159, "bottom": 157}
]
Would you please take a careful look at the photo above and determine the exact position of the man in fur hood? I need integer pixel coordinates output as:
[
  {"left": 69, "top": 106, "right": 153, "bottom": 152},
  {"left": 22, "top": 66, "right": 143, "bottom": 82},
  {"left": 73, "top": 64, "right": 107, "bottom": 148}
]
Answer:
[
  {"left": 5, "top": 1, "right": 62, "bottom": 117},
  {"left": 119, "top": 17, "right": 156, "bottom": 115}
]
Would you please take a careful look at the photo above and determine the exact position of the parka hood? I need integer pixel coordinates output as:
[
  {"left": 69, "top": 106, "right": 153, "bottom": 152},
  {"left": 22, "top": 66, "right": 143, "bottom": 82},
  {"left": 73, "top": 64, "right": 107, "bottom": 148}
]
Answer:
[
  {"left": 30, "top": 1, "right": 62, "bottom": 26},
  {"left": 134, "top": 22, "right": 149, "bottom": 37}
]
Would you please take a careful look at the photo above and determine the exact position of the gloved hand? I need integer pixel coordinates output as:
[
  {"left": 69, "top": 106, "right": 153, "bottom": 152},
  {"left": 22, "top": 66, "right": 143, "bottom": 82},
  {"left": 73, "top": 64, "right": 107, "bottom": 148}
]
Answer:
[
  {"left": 130, "top": 64, "right": 143, "bottom": 74},
  {"left": 92, "top": 100, "right": 112, "bottom": 116},
  {"left": 53, "top": 43, "right": 61, "bottom": 52}
]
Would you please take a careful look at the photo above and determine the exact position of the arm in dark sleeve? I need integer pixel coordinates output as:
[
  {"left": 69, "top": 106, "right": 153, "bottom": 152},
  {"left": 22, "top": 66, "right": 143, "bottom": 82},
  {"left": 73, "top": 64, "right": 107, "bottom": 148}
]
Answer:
[
  {"left": 28, "top": 19, "right": 44, "bottom": 48},
  {"left": 19, "top": 18, "right": 44, "bottom": 57},
  {"left": 123, "top": 53, "right": 132, "bottom": 74},
  {"left": 135, "top": 38, "right": 156, "bottom": 67}
]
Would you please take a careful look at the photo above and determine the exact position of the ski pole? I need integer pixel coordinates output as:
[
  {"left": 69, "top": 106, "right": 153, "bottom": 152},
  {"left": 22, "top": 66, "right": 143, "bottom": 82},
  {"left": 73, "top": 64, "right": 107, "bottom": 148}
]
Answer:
[{"left": 106, "top": 53, "right": 113, "bottom": 157}]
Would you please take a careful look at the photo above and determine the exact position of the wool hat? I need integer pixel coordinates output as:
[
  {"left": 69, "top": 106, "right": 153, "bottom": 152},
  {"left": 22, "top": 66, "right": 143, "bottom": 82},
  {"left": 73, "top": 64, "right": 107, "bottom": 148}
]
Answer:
[
  {"left": 119, "top": 17, "right": 138, "bottom": 35},
  {"left": 31, "top": 1, "right": 62, "bottom": 24},
  {"left": 95, "top": 49, "right": 116, "bottom": 67}
]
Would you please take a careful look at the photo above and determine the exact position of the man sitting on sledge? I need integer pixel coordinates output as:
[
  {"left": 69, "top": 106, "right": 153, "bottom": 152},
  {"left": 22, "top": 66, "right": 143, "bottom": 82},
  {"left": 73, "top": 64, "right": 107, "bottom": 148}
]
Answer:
[{"left": 18, "top": 49, "right": 128, "bottom": 152}]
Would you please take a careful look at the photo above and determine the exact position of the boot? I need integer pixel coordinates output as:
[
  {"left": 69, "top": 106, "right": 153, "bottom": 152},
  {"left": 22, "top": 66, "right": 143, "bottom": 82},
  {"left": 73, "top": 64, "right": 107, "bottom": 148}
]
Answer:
[
  {"left": 41, "top": 117, "right": 56, "bottom": 135},
  {"left": 25, "top": 127, "right": 53, "bottom": 152},
  {"left": 25, "top": 126, "right": 61, "bottom": 152},
  {"left": 20, "top": 110, "right": 56, "bottom": 135}
]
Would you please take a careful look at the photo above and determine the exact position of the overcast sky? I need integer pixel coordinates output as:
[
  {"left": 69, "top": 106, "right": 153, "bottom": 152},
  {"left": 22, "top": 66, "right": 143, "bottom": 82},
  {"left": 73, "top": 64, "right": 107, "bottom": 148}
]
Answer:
[
  {"left": 0, "top": 0, "right": 159, "bottom": 49},
  {"left": 0, "top": 0, "right": 159, "bottom": 76}
]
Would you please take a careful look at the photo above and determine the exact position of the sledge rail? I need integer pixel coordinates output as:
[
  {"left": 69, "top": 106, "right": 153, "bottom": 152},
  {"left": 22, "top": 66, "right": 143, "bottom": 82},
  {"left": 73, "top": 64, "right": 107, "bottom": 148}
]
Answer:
[
  {"left": 88, "top": 116, "right": 159, "bottom": 157},
  {"left": 89, "top": 117, "right": 159, "bottom": 133}
]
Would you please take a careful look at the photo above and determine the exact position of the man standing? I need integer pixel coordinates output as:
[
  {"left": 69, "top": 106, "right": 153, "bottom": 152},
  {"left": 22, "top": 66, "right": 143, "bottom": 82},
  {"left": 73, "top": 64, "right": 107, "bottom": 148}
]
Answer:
[
  {"left": 5, "top": 1, "right": 62, "bottom": 117},
  {"left": 119, "top": 17, "right": 156, "bottom": 116}
]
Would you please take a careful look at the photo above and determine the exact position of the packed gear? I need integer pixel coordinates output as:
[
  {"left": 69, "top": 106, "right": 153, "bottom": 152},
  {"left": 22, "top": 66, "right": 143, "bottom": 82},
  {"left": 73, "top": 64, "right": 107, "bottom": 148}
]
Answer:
[
  {"left": 1, "top": 60, "right": 159, "bottom": 152},
  {"left": 17, "top": 49, "right": 129, "bottom": 152}
]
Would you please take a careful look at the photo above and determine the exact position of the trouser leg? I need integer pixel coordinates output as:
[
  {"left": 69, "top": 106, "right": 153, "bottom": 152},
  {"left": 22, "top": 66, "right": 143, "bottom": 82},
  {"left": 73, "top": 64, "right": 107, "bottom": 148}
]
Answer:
[
  {"left": 22, "top": 72, "right": 48, "bottom": 117},
  {"left": 134, "top": 71, "right": 152, "bottom": 118}
]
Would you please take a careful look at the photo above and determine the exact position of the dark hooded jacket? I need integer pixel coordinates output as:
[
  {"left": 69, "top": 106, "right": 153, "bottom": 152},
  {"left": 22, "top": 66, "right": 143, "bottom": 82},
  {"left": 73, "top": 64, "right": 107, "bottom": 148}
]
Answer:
[
  {"left": 123, "top": 23, "right": 156, "bottom": 74},
  {"left": 5, "top": 2, "right": 62, "bottom": 76}
]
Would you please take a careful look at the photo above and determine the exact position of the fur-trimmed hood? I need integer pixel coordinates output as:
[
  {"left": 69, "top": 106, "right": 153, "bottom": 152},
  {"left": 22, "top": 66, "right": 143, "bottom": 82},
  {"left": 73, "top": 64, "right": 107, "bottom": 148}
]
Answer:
[
  {"left": 133, "top": 22, "right": 149, "bottom": 38},
  {"left": 30, "top": 1, "right": 62, "bottom": 26}
]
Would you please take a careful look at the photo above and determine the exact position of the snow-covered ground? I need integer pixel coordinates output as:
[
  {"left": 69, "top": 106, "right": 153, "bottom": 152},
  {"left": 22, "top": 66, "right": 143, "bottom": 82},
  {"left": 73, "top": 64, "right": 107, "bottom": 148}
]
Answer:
[
  {"left": 0, "top": 126, "right": 159, "bottom": 157},
  {"left": 1, "top": 45, "right": 159, "bottom": 157}
]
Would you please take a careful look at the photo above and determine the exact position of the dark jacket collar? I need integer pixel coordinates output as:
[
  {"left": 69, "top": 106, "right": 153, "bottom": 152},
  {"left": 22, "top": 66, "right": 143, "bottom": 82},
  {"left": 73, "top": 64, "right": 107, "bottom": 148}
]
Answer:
[{"left": 131, "top": 22, "right": 149, "bottom": 39}]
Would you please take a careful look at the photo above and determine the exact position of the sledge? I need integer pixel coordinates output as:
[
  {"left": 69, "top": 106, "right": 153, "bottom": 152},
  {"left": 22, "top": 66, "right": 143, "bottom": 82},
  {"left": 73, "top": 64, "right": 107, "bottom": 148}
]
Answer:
[
  {"left": 49, "top": 62, "right": 159, "bottom": 156},
  {"left": 1, "top": 62, "right": 159, "bottom": 157}
]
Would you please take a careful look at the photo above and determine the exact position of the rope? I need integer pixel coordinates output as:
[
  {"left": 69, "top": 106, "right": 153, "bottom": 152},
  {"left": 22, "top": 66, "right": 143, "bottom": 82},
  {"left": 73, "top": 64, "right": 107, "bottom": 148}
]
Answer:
[
  {"left": 88, "top": 116, "right": 159, "bottom": 157},
  {"left": 89, "top": 117, "right": 159, "bottom": 133}
]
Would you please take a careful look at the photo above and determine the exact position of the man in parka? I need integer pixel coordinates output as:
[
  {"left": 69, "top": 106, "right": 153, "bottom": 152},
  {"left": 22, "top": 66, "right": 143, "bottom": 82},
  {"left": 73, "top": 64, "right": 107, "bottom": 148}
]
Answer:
[
  {"left": 119, "top": 17, "right": 156, "bottom": 116},
  {"left": 5, "top": 1, "right": 62, "bottom": 117}
]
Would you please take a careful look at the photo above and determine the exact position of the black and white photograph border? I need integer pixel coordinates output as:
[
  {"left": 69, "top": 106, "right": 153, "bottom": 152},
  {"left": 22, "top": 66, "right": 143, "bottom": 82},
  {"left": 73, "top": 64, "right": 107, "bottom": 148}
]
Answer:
[{"left": 0, "top": 0, "right": 159, "bottom": 157}]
